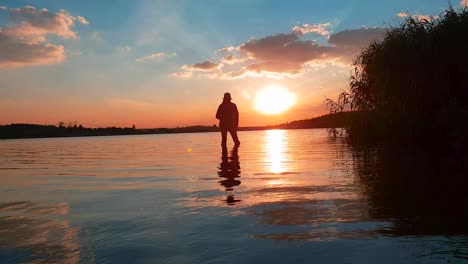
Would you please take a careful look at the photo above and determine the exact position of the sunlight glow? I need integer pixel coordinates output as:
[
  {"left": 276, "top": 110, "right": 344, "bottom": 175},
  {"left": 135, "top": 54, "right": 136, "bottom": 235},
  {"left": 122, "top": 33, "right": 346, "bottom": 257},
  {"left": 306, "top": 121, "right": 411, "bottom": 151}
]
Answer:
[
  {"left": 266, "top": 130, "right": 287, "bottom": 174},
  {"left": 254, "top": 85, "right": 296, "bottom": 115},
  {"left": 267, "top": 179, "right": 289, "bottom": 185}
]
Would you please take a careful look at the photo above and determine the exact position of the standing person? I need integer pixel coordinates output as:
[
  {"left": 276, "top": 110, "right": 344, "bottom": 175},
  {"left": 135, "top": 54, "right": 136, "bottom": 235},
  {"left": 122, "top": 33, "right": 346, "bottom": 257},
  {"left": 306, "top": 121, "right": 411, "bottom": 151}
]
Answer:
[{"left": 216, "top": 93, "right": 240, "bottom": 147}]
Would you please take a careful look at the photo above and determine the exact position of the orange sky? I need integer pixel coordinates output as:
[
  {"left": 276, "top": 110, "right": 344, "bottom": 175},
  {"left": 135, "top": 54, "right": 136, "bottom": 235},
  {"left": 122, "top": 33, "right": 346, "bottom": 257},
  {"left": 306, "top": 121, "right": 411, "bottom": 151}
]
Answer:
[{"left": 0, "top": 1, "right": 451, "bottom": 128}]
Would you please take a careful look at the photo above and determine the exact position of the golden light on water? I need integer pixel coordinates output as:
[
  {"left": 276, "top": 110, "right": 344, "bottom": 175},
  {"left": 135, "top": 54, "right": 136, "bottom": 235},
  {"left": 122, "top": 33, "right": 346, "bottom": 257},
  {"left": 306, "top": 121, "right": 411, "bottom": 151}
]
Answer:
[
  {"left": 266, "top": 130, "right": 287, "bottom": 174},
  {"left": 254, "top": 85, "right": 296, "bottom": 115}
]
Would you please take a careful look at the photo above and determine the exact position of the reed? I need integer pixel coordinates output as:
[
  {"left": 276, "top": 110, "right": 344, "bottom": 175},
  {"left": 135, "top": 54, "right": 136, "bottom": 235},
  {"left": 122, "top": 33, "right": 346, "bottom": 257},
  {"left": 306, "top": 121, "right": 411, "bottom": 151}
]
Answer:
[{"left": 329, "top": 5, "right": 468, "bottom": 148}]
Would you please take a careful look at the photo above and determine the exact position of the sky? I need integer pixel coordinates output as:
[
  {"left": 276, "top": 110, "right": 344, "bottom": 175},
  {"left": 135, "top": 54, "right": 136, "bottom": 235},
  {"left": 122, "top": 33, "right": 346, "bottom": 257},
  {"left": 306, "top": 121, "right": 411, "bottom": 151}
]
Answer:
[{"left": 0, "top": 0, "right": 464, "bottom": 128}]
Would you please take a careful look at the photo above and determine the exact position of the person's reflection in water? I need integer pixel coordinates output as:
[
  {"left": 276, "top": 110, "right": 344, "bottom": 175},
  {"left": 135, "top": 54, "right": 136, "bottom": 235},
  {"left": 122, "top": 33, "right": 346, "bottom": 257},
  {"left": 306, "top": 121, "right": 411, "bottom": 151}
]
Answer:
[{"left": 217, "top": 145, "right": 241, "bottom": 205}]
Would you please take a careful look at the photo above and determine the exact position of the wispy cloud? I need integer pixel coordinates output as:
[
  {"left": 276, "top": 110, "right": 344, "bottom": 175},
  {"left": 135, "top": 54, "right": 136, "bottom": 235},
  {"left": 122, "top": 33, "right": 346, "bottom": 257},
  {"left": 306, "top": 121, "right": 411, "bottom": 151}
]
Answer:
[
  {"left": 117, "top": 45, "right": 132, "bottom": 53},
  {"left": 77, "top": 16, "right": 89, "bottom": 25},
  {"left": 184, "top": 61, "right": 220, "bottom": 71},
  {"left": 136, "top": 52, "right": 176, "bottom": 62},
  {"left": 0, "top": 6, "right": 7, "bottom": 10},
  {"left": 396, "top": 12, "right": 439, "bottom": 21},
  {"left": 170, "top": 71, "right": 193, "bottom": 79},
  {"left": 292, "top": 22, "right": 331, "bottom": 36},
  {"left": 0, "top": 5, "right": 88, "bottom": 67},
  {"left": 172, "top": 60, "right": 221, "bottom": 77},
  {"left": 219, "top": 46, "right": 238, "bottom": 53}
]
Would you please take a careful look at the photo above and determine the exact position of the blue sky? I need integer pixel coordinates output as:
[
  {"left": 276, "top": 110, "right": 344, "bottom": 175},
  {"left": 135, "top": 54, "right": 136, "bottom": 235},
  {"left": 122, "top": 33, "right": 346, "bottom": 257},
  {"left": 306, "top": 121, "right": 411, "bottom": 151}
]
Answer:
[{"left": 0, "top": 0, "right": 459, "bottom": 127}]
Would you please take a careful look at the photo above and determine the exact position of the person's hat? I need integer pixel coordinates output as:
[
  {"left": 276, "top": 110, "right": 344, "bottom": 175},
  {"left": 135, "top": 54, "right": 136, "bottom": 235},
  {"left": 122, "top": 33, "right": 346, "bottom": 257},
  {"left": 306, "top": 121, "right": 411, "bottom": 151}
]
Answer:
[{"left": 223, "top": 92, "right": 232, "bottom": 100}]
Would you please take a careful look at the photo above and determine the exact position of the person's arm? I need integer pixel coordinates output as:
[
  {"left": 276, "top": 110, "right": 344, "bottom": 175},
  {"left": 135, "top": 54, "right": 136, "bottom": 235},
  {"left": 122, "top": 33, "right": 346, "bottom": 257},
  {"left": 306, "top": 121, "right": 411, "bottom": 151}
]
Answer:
[
  {"left": 234, "top": 104, "right": 239, "bottom": 128},
  {"left": 216, "top": 104, "right": 222, "bottom": 120}
]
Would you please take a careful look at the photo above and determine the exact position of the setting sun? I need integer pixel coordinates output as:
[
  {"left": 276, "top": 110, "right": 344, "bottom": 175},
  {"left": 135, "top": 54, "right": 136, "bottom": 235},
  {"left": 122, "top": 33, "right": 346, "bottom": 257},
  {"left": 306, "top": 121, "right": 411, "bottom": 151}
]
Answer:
[{"left": 254, "top": 85, "right": 297, "bottom": 115}]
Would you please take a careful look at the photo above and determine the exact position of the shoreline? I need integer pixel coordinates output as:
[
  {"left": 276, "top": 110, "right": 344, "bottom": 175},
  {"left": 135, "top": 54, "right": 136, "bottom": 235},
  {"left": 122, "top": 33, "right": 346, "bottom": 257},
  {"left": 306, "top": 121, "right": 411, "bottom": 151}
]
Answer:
[
  {"left": 0, "top": 112, "right": 356, "bottom": 140},
  {"left": 0, "top": 126, "right": 338, "bottom": 141}
]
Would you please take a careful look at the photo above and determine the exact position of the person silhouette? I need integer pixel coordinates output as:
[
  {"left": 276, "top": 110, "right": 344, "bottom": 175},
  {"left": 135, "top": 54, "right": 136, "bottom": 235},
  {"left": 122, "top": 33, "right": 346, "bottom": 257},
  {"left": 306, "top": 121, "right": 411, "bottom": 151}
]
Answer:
[
  {"left": 217, "top": 145, "right": 241, "bottom": 205},
  {"left": 216, "top": 93, "right": 240, "bottom": 147}
]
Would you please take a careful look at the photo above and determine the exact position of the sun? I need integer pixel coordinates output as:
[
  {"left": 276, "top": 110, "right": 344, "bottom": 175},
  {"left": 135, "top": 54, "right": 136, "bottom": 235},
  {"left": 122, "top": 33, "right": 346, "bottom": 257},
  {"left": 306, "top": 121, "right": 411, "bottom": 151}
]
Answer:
[{"left": 254, "top": 85, "right": 297, "bottom": 114}]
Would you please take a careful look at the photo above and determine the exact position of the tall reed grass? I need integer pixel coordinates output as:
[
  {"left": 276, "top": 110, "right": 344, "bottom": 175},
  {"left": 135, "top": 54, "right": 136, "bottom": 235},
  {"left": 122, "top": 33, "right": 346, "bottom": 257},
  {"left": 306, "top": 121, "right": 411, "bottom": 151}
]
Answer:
[{"left": 330, "top": 6, "right": 468, "bottom": 148}]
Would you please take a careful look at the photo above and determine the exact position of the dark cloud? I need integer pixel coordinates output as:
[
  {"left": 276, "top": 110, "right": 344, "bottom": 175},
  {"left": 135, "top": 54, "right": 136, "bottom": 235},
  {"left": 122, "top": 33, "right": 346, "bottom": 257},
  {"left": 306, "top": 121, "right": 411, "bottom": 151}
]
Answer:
[
  {"left": 0, "top": 31, "right": 65, "bottom": 67},
  {"left": 238, "top": 33, "right": 333, "bottom": 75},
  {"left": 328, "top": 27, "right": 388, "bottom": 49},
  {"left": 240, "top": 33, "right": 333, "bottom": 63},
  {"left": 173, "top": 27, "right": 388, "bottom": 79},
  {"left": 185, "top": 60, "right": 220, "bottom": 71}
]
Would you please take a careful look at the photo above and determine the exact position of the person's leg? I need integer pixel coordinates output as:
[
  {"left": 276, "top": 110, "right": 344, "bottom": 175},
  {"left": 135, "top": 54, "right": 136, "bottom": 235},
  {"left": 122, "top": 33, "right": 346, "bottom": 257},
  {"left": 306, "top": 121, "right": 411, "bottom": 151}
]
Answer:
[
  {"left": 229, "top": 129, "right": 240, "bottom": 146},
  {"left": 221, "top": 128, "right": 228, "bottom": 146}
]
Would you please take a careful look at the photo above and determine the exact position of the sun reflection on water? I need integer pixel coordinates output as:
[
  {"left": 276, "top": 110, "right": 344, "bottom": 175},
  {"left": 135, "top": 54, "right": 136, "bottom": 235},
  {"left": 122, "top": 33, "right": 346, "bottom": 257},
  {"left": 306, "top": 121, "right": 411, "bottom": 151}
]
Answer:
[{"left": 266, "top": 130, "right": 287, "bottom": 174}]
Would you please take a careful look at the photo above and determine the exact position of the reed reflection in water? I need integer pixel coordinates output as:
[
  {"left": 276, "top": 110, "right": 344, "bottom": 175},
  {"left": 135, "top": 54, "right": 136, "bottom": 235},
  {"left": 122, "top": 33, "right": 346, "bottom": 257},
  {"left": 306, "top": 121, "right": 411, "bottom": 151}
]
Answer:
[{"left": 0, "top": 130, "right": 467, "bottom": 263}]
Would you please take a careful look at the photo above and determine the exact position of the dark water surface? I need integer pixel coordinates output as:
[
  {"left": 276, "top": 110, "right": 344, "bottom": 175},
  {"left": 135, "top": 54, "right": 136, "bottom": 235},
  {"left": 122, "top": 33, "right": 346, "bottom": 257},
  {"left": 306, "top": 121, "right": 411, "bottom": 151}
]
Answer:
[{"left": 0, "top": 129, "right": 467, "bottom": 263}]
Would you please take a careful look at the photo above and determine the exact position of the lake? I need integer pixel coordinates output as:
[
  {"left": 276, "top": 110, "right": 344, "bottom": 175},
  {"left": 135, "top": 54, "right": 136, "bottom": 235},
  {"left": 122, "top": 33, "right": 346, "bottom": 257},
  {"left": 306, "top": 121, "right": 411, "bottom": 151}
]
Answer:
[{"left": 0, "top": 129, "right": 467, "bottom": 263}]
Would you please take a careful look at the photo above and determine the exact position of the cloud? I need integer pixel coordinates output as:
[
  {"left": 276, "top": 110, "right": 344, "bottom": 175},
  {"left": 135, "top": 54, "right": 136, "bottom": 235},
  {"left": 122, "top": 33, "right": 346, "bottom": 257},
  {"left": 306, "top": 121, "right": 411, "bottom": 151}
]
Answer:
[
  {"left": 396, "top": 13, "right": 407, "bottom": 18},
  {"left": 0, "top": 6, "right": 87, "bottom": 67},
  {"left": 184, "top": 60, "right": 220, "bottom": 71},
  {"left": 221, "top": 54, "right": 244, "bottom": 64},
  {"left": 462, "top": 0, "right": 468, "bottom": 6},
  {"left": 118, "top": 45, "right": 132, "bottom": 53},
  {"left": 0, "top": 6, "right": 7, "bottom": 10},
  {"left": 219, "top": 46, "right": 238, "bottom": 53},
  {"left": 292, "top": 22, "right": 331, "bottom": 36},
  {"left": 235, "top": 33, "right": 332, "bottom": 76},
  {"left": 77, "top": 16, "right": 89, "bottom": 25},
  {"left": 136, "top": 52, "right": 176, "bottom": 62},
  {"left": 327, "top": 27, "right": 388, "bottom": 49},
  {"left": 0, "top": 34, "right": 65, "bottom": 67},
  {"left": 10, "top": 6, "right": 79, "bottom": 39},
  {"left": 173, "top": 27, "right": 388, "bottom": 79},
  {"left": 170, "top": 71, "right": 193, "bottom": 79},
  {"left": 240, "top": 33, "right": 330, "bottom": 63},
  {"left": 171, "top": 60, "right": 221, "bottom": 79},
  {"left": 221, "top": 54, "right": 236, "bottom": 63},
  {"left": 396, "top": 13, "right": 439, "bottom": 21}
]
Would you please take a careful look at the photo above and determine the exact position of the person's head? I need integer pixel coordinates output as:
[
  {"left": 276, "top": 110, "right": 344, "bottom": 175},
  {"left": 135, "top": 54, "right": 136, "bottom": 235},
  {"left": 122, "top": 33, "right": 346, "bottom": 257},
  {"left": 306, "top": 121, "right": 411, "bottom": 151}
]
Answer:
[{"left": 223, "top": 92, "right": 232, "bottom": 102}]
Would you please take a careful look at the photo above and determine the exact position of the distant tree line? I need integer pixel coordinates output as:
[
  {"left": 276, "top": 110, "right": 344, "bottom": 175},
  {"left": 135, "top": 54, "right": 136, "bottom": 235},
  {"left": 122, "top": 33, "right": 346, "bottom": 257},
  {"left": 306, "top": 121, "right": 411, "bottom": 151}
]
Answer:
[
  {"left": 0, "top": 113, "right": 353, "bottom": 140},
  {"left": 0, "top": 123, "right": 139, "bottom": 139},
  {"left": 0, "top": 123, "right": 228, "bottom": 139}
]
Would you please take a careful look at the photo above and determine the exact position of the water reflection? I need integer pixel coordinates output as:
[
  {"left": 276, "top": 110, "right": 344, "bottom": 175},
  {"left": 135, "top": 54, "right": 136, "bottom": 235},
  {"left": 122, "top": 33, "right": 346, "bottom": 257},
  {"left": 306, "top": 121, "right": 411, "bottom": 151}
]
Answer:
[
  {"left": 266, "top": 130, "right": 287, "bottom": 174},
  {"left": 218, "top": 145, "right": 241, "bottom": 205},
  {"left": 0, "top": 201, "right": 81, "bottom": 263},
  {"left": 1, "top": 131, "right": 467, "bottom": 263},
  {"left": 351, "top": 145, "right": 468, "bottom": 237}
]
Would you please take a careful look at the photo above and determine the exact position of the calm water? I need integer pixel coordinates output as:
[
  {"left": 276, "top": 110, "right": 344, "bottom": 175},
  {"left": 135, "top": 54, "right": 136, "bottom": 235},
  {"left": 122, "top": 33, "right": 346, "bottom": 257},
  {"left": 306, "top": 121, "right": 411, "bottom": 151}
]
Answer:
[{"left": 0, "top": 129, "right": 467, "bottom": 263}]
